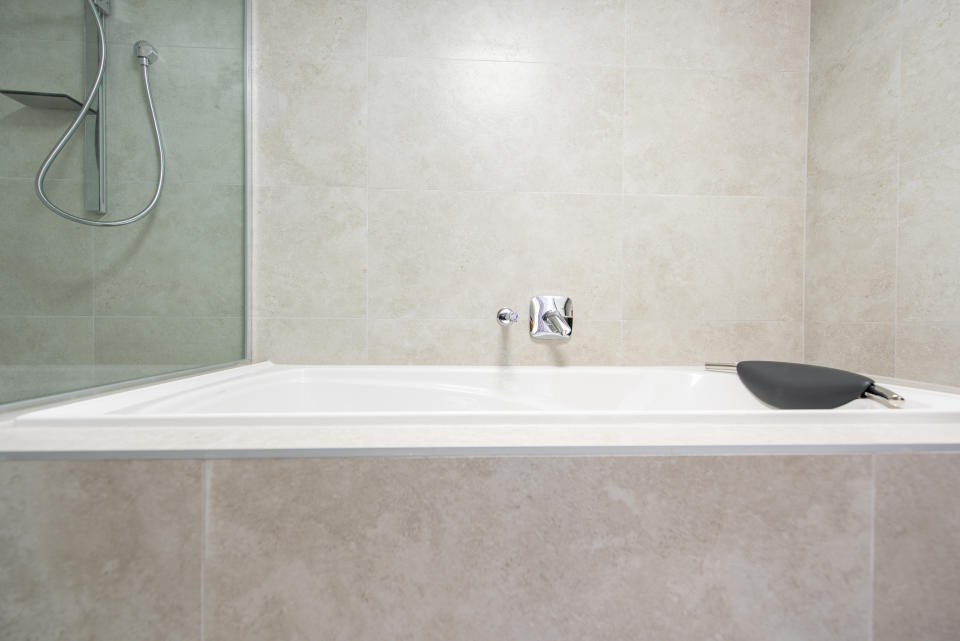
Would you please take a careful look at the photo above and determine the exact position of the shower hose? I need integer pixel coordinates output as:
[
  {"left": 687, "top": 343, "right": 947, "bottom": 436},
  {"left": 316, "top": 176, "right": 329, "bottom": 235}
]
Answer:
[{"left": 35, "top": 0, "right": 164, "bottom": 227}]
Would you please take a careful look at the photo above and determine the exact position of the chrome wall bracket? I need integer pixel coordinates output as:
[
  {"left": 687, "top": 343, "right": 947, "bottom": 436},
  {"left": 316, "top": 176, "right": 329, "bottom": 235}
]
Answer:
[{"left": 530, "top": 296, "right": 572, "bottom": 340}]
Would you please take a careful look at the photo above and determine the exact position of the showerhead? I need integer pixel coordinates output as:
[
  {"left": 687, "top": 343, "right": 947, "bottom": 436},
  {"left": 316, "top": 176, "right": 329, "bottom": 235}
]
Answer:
[{"left": 134, "top": 41, "right": 159, "bottom": 66}]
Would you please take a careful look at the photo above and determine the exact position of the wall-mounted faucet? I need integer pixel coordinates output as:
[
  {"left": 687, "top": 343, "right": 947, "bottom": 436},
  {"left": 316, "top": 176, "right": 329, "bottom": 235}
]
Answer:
[
  {"left": 530, "top": 296, "right": 572, "bottom": 340},
  {"left": 542, "top": 309, "right": 571, "bottom": 335}
]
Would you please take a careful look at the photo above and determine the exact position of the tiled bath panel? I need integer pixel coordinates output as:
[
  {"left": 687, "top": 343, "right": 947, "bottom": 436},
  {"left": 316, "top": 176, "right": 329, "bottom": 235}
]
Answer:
[
  {"left": 0, "top": 460, "right": 203, "bottom": 641},
  {"left": 205, "top": 456, "right": 873, "bottom": 640},
  {"left": 3, "top": 453, "right": 959, "bottom": 639},
  {"left": 874, "top": 454, "right": 960, "bottom": 641}
]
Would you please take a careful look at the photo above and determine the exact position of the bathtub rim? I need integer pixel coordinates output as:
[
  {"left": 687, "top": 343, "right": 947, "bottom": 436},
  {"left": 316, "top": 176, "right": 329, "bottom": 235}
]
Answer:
[
  {"left": 9, "top": 361, "right": 960, "bottom": 424},
  {"left": 3, "top": 422, "right": 960, "bottom": 460},
  {"left": 3, "top": 362, "right": 960, "bottom": 460}
]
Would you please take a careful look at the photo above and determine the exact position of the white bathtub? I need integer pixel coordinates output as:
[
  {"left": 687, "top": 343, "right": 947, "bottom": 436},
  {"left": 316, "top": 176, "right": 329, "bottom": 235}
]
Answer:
[{"left": 3, "top": 362, "right": 960, "bottom": 457}]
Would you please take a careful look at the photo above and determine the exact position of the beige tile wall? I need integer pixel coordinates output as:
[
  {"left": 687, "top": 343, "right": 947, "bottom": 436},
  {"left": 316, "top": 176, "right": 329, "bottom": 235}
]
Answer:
[
  {"left": 805, "top": 0, "right": 960, "bottom": 385},
  {"left": 251, "top": 0, "right": 811, "bottom": 365},
  {"left": 4, "top": 453, "right": 959, "bottom": 639},
  {"left": 0, "top": 0, "right": 245, "bottom": 403}
]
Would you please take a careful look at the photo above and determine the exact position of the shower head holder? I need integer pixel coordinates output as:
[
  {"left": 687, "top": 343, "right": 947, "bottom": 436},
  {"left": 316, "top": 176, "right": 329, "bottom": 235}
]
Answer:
[{"left": 134, "top": 41, "right": 159, "bottom": 66}]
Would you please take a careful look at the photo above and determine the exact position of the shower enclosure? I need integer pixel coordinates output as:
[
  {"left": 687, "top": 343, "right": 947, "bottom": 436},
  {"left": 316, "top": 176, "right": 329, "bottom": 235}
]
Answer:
[{"left": 0, "top": 0, "right": 246, "bottom": 405}]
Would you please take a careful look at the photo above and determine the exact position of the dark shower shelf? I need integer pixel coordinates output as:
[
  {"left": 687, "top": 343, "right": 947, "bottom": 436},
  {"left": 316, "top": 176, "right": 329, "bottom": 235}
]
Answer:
[{"left": 0, "top": 89, "right": 96, "bottom": 114}]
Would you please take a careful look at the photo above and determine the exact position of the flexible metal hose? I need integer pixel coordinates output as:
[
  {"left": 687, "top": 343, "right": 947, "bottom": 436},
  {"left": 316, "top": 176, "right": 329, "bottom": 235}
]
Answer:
[{"left": 35, "top": 0, "right": 164, "bottom": 227}]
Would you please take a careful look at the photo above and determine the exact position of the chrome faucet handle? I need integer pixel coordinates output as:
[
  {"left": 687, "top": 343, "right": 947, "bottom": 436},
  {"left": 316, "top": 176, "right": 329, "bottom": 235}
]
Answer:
[
  {"left": 530, "top": 296, "right": 572, "bottom": 340},
  {"left": 497, "top": 308, "right": 519, "bottom": 326}
]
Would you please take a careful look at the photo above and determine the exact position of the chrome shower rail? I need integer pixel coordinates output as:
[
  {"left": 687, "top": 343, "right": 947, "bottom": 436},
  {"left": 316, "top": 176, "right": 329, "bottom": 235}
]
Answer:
[{"left": 34, "top": 0, "right": 164, "bottom": 227}]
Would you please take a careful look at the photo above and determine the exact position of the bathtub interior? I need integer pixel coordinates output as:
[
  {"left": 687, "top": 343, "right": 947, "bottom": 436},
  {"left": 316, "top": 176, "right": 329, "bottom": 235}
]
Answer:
[{"left": 13, "top": 362, "right": 960, "bottom": 428}]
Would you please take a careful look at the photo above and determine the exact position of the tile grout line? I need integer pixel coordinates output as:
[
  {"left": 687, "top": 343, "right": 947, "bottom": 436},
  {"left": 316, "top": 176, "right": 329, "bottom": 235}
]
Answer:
[
  {"left": 92, "top": 216, "right": 98, "bottom": 368},
  {"left": 620, "top": 2, "right": 627, "bottom": 365},
  {"left": 801, "top": 0, "right": 812, "bottom": 363},
  {"left": 0, "top": 36, "right": 243, "bottom": 52},
  {"left": 248, "top": 316, "right": 800, "bottom": 324},
  {"left": 360, "top": 187, "right": 800, "bottom": 199},
  {"left": 869, "top": 453, "right": 877, "bottom": 641},
  {"left": 238, "top": 180, "right": 805, "bottom": 200},
  {"left": 893, "top": 0, "right": 903, "bottom": 380},
  {"left": 243, "top": 0, "right": 255, "bottom": 366},
  {"left": 364, "top": 0, "right": 371, "bottom": 365},
  {"left": 200, "top": 459, "right": 209, "bottom": 641},
  {"left": 366, "top": 51, "right": 809, "bottom": 74},
  {"left": 251, "top": 42, "right": 806, "bottom": 75},
  {"left": 247, "top": 3, "right": 257, "bottom": 363}
]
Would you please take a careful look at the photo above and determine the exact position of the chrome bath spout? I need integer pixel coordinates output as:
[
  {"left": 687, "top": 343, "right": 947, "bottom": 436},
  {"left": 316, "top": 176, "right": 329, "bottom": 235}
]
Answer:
[{"left": 542, "top": 310, "right": 571, "bottom": 337}]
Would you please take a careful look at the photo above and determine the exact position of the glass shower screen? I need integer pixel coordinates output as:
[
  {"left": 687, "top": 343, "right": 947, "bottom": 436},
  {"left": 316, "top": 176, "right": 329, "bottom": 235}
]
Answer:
[{"left": 0, "top": 0, "right": 246, "bottom": 405}]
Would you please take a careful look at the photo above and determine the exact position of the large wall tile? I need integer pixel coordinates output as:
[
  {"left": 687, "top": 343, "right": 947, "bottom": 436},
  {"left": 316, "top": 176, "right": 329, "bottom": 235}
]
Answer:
[
  {"left": 0, "top": 37, "right": 83, "bottom": 97},
  {"left": 0, "top": 460, "right": 202, "bottom": 641},
  {"left": 106, "top": 0, "right": 244, "bottom": 49},
  {"left": 253, "top": 53, "right": 366, "bottom": 187},
  {"left": 368, "top": 58, "right": 622, "bottom": 193},
  {"left": 624, "top": 69, "right": 806, "bottom": 197},
  {"left": 875, "top": 454, "right": 960, "bottom": 640},
  {"left": 898, "top": 146, "right": 960, "bottom": 324},
  {"left": 804, "top": 321, "right": 894, "bottom": 376},
  {"left": 625, "top": 0, "right": 809, "bottom": 72},
  {"left": 0, "top": 0, "right": 85, "bottom": 42},
  {"left": 253, "top": 317, "right": 366, "bottom": 364},
  {"left": 94, "top": 182, "right": 243, "bottom": 318},
  {"left": 369, "top": 319, "right": 623, "bottom": 366},
  {"left": 0, "top": 316, "right": 93, "bottom": 365},
  {"left": 253, "top": 184, "right": 366, "bottom": 318},
  {"left": 0, "top": 179, "right": 93, "bottom": 316},
  {"left": 0, "top": 316, "right": 96, "bottom": 403},
  {"left": 807, "top": 53, "right": 899, "bottom": 179},
  {"left": 622, "top": 321, "right": 802, "bottom": 365},
  {"left": 623, "top": 196, "right": 803, "bottom": 322},
  {"left": 810, "top": 0, "right": 899, "bottom": 71},
  {"left": 254, "top": 0, "right": 365, "bottom": 60},
  {"left": 900, "top": 0, "right": 960, "bottom": 162},
  {"left": 0, "top": 98, "right": 84, "bottom": 181},
  {"left": 368, "top": 318, "right": 513, "bottom": 365},
  {"left": 370, "top": 0, "right": 623, "bottom": 65},
  {"left": 368, "top": 190, "right": 623, "bottom": 320},
  {"left": 896, "top": 323, "right": 960, "bottom": 386},
  {"left": 107, "top": 45, "right": 244, "bottom": 187},
  {"left": 0, "top": 365, "right": 97, "bottom": 405},
  {"left": 205, "top": 456, "right": 871, "bottom": 641},
  {"left": 805, "top": 170, "right": 897, "bottom": 323},
  {"left": 94, "top": 316, "right": 243, "bottom": 367}
]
